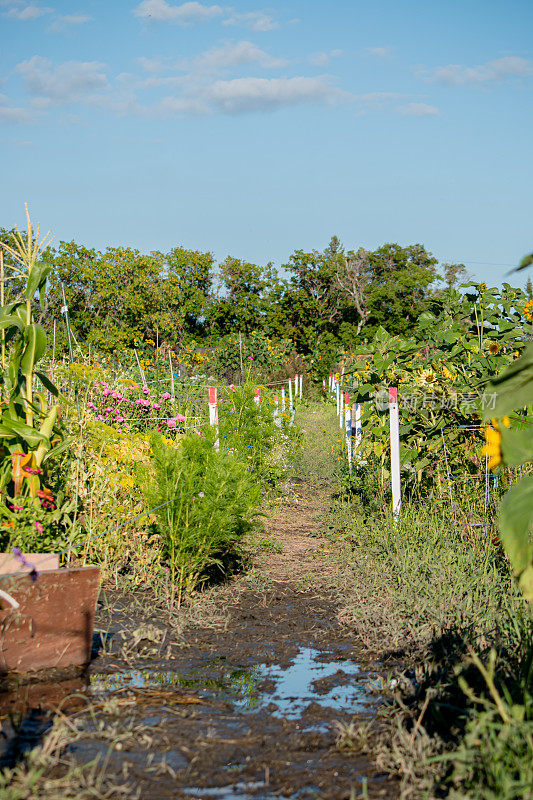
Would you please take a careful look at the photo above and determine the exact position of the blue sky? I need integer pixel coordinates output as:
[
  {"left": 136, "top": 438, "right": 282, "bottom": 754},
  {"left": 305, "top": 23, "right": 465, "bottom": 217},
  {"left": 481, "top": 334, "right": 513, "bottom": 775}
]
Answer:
[{"left": 1, "top": 0, "right": 532, "bottom": 285}]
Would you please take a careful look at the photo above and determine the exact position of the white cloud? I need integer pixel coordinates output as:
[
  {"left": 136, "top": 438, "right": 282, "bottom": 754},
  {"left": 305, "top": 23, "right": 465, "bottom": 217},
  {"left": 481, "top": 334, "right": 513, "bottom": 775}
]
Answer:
[
  {"left": 222, "top": 10, "right": 278, "bottom": 32},
  {"left": 202, "top": 76, "right": 351, "bottom": 113},
  {"left": 365, "top": 46, "right": 393, "bottom": 59},
  {"left": 193, "top": 40, "right": 288, "bottom": 71},
  {"left": 15, "top": 56, "right": 108, "bottom": 106},
  {"left": 133, "top": 0, "right": 223, "bottom": 24},
  {"left": 137, "top": 56, "right": 173, "bottom": 74},
  {"left": 47, "top": 13, "right": 92, "bottom": 32},
  {"left": 0, "top": 94, "right": 33, "bottom": 122},
  {"left": 309, "top": 49, "right": 342, "bottom": 67},
  {"left": 398, "top": 101, "right": 440, "bottom": 116},
  {"left": 427, "top": 56, "right": 533, "bottom": 86},
  {"left": 2, "top": 1, "right": 53, "bottom": 20}
]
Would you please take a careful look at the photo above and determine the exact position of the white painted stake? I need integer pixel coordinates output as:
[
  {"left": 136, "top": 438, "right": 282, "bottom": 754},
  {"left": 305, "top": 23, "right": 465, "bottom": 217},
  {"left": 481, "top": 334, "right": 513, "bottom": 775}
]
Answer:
[
  {"left": 273, "top": 394, "right": 281, "bottom": 426},
  {"left": 281, "top": 386, "right": 286, "bottom": 412},
  {"left": 288, "top": 378, "right": 293, "bottom": 411},
  {"left": 389, "top": 387, "right": 401, "bottom": 517},
  {"left": 345, "top": 392, "right": 352, "bottom": 473},
  {"left": 254, "top": 387, "right": 260, "bottom": 406},
  {"left": 208, "top": 387, "right": 219, "bottom": 451},
  {"left": 322, "top": 378, "right": 326, "bottom": 391},
  {"left": 354, "top": 402, "right": 362, "bottom": 462},
  {"left": 336, "top": 381, "right": 340, "bottom": 416},
  {"left": 299, "top": 374, "right": 303, "bottom": 399},
  {"left": 339, "top": 386, "right": 344, "bottom": 430}
]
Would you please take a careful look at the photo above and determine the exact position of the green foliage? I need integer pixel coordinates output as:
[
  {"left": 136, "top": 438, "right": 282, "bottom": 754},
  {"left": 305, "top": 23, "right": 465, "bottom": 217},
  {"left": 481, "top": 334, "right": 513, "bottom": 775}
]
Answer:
[
  {"left": 137, "top": 432, "right": 262, "bottom": 605},
  {"left": 484, "top": 340, "right": 533, "bottom": 604}
]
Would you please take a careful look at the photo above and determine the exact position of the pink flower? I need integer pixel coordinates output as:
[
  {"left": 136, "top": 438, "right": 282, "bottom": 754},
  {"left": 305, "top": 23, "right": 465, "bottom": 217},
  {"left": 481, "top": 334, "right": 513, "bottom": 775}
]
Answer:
[
  {"left": 152, "top": 403, "right": 161, "bottom": 410},
  {"left": 35, "top": 521, "right": 44, "bottom": 534},
  {"left": 142, "top": 386, "right": 150, "bottom": 394},
  {"left": 198, "top": 491, "right": 205, "bottom": 498},
  {"left": 167, "top": 418, "right": 177, "bottom": 428},
  {"left": 162, "top": 392, "right": 171, "bottom": 400},
  {"left": 247, "top": 355, "right": 253, "bottom": 360},
  {"left": 229, "top": 384, "right": 236, "bottom": 392},
  {"left": 103, "top": 388, "right": 111, "bottom": 396},
  {"left": 112, "top": 392, "right": 122, "bottom": 400},
  {"left": 177, "top": 413, "right": 186, "bottom": 423}
]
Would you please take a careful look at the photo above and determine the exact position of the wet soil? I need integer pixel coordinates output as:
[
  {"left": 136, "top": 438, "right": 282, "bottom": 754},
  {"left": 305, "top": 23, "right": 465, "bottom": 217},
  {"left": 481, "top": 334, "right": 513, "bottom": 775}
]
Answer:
[{"left": 0, "top": 482, "right": 396, "bottom": 799}]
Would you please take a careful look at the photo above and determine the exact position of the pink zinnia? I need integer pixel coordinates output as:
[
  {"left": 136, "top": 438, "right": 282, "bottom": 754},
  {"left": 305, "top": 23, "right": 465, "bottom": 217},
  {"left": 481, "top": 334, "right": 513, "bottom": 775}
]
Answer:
[
  {"left": 177, "top": 413, "right": 186, "bottom": 422},
  {"left": 167, "top": 418, "right": 177, "bottom": 428},
  {"left": 162, "top": 392, "right": 171, "bottom": 400},
  {"left": 142, "top": 386, "right": 150, "bottom": 394},
  {"left": 152, "top": 403, "right": 161, "bottom": 410},
  {"left": 229, "top": 384, "right": 236, "bottom": 392},
  {"left": 35, "top": 521, "right": 44, "bottom": 534}
]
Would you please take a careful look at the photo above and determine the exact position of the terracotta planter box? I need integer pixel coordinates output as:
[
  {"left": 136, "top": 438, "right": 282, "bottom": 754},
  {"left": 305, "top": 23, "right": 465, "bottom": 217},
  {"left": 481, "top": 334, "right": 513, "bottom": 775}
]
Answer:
[{"left": 0, "top": 566, "right": 100, "bottom": 674}]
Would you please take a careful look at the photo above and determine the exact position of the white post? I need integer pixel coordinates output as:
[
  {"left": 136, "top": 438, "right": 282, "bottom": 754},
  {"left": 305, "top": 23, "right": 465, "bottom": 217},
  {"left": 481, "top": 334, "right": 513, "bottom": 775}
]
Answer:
[
  {"left": 294, "top": 374, "right": 299, "bottom": 401},
  {"left": 339, "top": 387, "right": 344, "bottom": 430},
  {"left": 273, "top": 394, "right": 281, "bottom": 426},
  {"left": 354, "top": 402, "right": 362, "bottom": 462},
  {"left": 169, "top": 350, "right": 175, "bottom": 403},
  {"left": 299, "top": 374, "right": 303, "bottom": 399},
  {"left": 322, "top": 377, "right": 326, "bottom": 391},
  {"left": 345, "top": 393, "right": 352, "bottom": 473},
  {"left": 288, "top": 378, "right": 293, "bottom": 411},
  {"left": 389, "top": 387, "right": 401, "bottom": 517},
  {"left": 336, "top": 381, "right": 340, "bottom": 417},
  {"left": 281, "top": 386, "right": 286, "bottom": 412},
  {"left": 254, "top": 387, "right": 260, "bottom": 406},
  {"left": 209, "top": 387, "right": 219, "bottom": 451}
]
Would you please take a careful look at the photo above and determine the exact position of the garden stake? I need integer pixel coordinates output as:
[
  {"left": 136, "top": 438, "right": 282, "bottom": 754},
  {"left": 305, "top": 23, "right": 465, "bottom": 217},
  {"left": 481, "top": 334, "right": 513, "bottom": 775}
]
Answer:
[
  {"left": 299, "top": 373, "right": 303, "bottom": 399},
  {"left": 169, "top": 350, "right": 175, "bottom": 404},
  {"left": 345, "top": 392, "right": 352, "bottom": 473},
  {"left": 389, "top": 387, "right": 401, "bottom": 517},
  {"left": 288, "top": 376, "right": 293, "bottom": 411},
  {"left": 61, "top": 282, "right": 74, "bottom": 363},
  {"left": 208, "top": 387, "right": 219, "bottom": 451},
  {"left": 354, "top": 402, "right": 362, "bottom": 464},
  {"left": 273, "top": 394, "right": 281, "bottom": 426},
  {"left": 254, "top": 387, "right": 260, "bottom": 405},
  {"left": 281, "top": 385, "right": 286, "bottom": 411}
]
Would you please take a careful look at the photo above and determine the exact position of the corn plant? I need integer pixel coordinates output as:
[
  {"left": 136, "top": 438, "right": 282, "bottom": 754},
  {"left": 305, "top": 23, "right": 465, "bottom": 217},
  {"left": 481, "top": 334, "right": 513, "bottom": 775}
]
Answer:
[{"left": 0, "top": 205, "right": 68, "bottom": 511}]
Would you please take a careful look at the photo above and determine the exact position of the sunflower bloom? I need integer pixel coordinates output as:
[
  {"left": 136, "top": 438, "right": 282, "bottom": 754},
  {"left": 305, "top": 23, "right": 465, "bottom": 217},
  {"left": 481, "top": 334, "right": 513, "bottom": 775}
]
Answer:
[
  {"left": 488, "top": 341, "right": 501, "bottom": 355},
  {"left": 482, "top": 425, "right": 502, "bottom": 470}
]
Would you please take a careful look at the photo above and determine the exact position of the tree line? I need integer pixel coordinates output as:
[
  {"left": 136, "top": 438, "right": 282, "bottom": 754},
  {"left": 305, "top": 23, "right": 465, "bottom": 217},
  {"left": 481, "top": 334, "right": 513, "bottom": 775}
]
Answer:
[{"left": 0, "top": 227, "right": 469, "bottom": 355}]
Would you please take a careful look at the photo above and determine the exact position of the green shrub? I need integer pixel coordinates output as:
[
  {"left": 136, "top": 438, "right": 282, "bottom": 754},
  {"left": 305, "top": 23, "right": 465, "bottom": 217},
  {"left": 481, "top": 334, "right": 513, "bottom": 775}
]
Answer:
[{"left": 137, "top": 432, "right": 262, "bottom": 605}]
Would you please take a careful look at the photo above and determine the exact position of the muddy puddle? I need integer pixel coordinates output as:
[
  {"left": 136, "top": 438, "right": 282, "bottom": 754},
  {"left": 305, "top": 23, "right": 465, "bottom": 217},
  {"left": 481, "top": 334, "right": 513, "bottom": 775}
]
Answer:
[
  {"left": 89, "top": 645, "right": 368, "bottom": 721},
  {"left": 0, "top": 586, "right": 395, "bottom": 798}
]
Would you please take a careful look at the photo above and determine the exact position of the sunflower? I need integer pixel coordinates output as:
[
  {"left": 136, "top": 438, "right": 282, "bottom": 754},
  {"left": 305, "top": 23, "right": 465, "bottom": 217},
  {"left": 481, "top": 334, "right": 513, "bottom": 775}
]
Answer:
[
  {"left": 415, "top": 369, "right": 436, "bottom": 389},
  {"left": 488, "top": 341, "right": 501, "bottom": 355},
  {"left": 481, "top": 419, "right": 502, "bottom": 469}
]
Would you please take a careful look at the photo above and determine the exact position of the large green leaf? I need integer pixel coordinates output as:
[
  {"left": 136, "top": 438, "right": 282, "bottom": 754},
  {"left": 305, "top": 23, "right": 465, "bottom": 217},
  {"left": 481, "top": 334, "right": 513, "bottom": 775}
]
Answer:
[
  {"left": 35, "top": 370, "right": 59, "bottom": 397},
  {"left": 483, "top": 342, "right": 533, "bottom": 419},
  {"left": 20, "top": 323, "right": 47, "bottom": 376},
  {"left": 0, "top": 315, "right": 25, "bottom": 333},
  {"left": 498, "top": 475, "right": 533, "bottom": 575},
  {"left": 0, "top": 418, "right": 50, "bottom": 447},
  {"left": 500, "top": 424, "right": 533, "bottom": 467},
  {"left": 25, "top": 260, "right": 51, "bottom": 300}
]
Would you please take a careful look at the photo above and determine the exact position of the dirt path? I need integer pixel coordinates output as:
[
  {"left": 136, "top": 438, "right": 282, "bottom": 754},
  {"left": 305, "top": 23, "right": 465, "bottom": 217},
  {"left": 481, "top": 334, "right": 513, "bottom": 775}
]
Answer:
[{"left": 0, "top": 408, "right": 396, "bottom": 800}]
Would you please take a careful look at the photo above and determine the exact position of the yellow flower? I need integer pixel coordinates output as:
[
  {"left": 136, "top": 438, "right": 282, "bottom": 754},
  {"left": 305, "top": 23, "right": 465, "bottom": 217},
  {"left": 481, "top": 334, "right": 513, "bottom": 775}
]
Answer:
[
  {"left": 488, "top": 341, "right": 500, "bottom": 355},
  {"left": 502, "top": 416, "right": 511, "bottom": 428},
  {"left": 415, "top": 369, "right": 436, "bottom": 388},
  {"left": 479, "top": 282, "right": 487, "bottom": 291},
  {"left": 522, "top": 300, "right": 533, "bottom": 321},
  {"left": 481, "top": 425, "right": 502, "bottom": 470}
]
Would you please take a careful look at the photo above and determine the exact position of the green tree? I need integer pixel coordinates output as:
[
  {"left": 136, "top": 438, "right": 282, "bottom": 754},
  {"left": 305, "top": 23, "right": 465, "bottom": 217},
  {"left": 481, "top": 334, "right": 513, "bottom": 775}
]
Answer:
[{"left": 365, "top": 243, "right": 439, "bottom": 336}]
